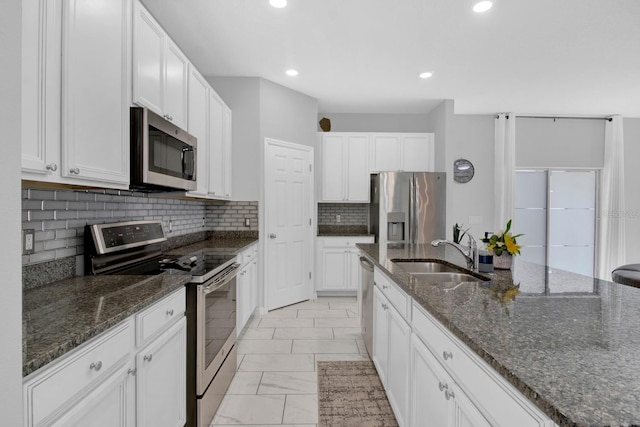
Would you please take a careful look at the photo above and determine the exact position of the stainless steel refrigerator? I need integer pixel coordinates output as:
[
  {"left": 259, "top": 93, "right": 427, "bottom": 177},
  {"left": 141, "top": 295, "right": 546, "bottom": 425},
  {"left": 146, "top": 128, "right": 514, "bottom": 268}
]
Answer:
[{"left": 370, "top": 172, "right": 446, "bottom": 244}]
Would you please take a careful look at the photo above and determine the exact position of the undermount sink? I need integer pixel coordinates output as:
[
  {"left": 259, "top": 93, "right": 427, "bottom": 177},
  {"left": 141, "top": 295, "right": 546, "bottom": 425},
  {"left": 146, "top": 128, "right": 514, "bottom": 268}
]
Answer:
[{"left": 391, "top": 260, "right": 490, "bottom": 284}]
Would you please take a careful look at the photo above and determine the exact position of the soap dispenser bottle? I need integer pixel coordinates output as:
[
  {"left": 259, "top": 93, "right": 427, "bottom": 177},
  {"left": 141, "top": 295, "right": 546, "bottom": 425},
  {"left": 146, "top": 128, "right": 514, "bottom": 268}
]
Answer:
[{"left": 478, "top": 232, "right": 494, "bottom": 273}]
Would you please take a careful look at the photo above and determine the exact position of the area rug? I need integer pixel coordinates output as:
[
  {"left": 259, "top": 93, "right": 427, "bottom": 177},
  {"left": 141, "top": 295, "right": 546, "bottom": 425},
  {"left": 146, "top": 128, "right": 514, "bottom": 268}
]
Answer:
[{"left": 317, "top": 360, "right": 399, "bottom": 427}]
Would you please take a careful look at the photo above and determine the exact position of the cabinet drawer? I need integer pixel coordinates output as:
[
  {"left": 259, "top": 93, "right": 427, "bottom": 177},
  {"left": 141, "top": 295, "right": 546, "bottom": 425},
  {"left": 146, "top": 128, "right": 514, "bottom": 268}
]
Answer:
[
  {"left": 24, "top": 320, "right": 132, "bottom": 426},
  {"left": 319, "top": 236, "right": 374, "bottom": 248},
  {"left": 412, "top": 301, "right": 548, "bottom": 427},
  {"left": 136, "top": 288, "right": 185, "bottom": 346},
  {"left": 374, "top": 269, "right": 409, "bottom": 320},
  {"left": 239, "top": 243, "right": 257, "bottom": 266}
]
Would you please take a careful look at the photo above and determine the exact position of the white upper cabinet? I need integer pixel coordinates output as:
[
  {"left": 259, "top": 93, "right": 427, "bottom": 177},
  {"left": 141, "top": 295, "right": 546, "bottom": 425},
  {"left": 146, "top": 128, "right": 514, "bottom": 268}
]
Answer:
[
  {"left": 21, "top": 0, "right": 62, "bottom": 177},
  {"left": 208, "top": 91, "right": 232, "bottom": 200},
  {"left": 61, "top": 0, "right": 131, "bottom": 185},
  {"left": 133, "top": 0, "right": 188, "bottom": 131},
  {"left": 21, "top": 0, "right": 130, "bottom": 189},
  {"left": 371, "top": 133, "right": 434, "bottom": 172},
  {"left": 320, "top": 133, "right": 369, "bottom": 202},
  {"left": 187, "top": 65, "right": 209, "bottom": 197}
]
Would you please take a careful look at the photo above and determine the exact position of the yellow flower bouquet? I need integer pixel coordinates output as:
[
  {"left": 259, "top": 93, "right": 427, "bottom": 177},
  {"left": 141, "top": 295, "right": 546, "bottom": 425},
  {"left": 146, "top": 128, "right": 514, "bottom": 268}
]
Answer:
[{"left": 486, "top": 220, "right": 523, "bottom": 256}]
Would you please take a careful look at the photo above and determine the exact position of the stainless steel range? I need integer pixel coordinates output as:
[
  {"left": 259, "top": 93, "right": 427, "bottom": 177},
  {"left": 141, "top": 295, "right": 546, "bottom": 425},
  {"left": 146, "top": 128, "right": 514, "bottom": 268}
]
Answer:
[{"left": 85, "top": 220, "right": 240, "bottom": 427}]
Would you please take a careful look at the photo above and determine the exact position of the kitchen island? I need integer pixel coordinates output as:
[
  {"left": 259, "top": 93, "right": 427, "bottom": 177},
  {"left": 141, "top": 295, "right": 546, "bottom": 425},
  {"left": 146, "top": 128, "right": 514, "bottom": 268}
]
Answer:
[{"left": 358, "top": 243, "right": 640, "bottom": 427}]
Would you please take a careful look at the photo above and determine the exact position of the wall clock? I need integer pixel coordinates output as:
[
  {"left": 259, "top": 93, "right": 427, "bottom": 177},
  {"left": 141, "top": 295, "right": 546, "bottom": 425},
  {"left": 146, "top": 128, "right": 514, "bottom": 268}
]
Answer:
[{"left": 453, "top": 158, "right": 475, "bottom": 183}]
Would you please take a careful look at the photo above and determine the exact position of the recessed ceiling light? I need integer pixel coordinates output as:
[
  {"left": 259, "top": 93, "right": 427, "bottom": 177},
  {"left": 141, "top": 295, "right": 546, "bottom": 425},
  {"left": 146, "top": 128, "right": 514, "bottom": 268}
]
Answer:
[
  {"left": 419, "top": 72, "right": 433, "bottom": 79},
  {"left": 473, "top": 1, "right": 493, "bottom": 13},
  {"left": 270, "top": 0, "right": 287, "bottom": 8},
  {"left": 286, "top": 69, "right": 298, "bottom": 77}
]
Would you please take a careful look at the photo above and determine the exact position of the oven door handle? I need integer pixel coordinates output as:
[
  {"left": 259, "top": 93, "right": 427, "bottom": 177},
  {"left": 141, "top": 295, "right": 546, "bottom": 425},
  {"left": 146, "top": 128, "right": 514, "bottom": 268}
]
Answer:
[{"left": 201, "top": 265, "right": 239, "bottom": 295}]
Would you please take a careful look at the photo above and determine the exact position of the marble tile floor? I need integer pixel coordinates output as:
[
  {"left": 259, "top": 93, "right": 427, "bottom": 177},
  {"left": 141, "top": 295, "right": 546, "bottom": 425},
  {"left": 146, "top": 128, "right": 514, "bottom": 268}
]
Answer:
[{"left": 211, "top": 296, "right": 370, "bottom": 427}]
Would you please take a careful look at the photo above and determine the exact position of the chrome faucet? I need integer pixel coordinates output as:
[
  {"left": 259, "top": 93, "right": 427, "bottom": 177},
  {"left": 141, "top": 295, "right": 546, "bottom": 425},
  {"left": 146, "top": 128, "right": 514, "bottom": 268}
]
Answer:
[{"left": 431, "top": 235, "right": 479, "bottom": 271}]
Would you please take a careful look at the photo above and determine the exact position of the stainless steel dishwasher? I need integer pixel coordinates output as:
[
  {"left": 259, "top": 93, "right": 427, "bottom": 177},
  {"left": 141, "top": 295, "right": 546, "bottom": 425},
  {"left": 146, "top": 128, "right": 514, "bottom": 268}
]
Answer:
[{"left": 359, "top": 256, "right": 375, "bottom": 357}]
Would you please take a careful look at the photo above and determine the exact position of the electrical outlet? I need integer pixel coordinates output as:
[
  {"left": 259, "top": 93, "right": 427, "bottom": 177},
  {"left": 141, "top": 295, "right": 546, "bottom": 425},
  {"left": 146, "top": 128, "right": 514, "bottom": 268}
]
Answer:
[
  {"left": 244, "top": 218, "right": 251, "bottom": 227},
  {"left": 469, "top": 216, "right": 483, "bottom": 225},
  {"left": 23, "top": 229, "right": 35, "bottom": 255},
  {"left": 336, "top": 214, "right": 341, "bottom": 223}
]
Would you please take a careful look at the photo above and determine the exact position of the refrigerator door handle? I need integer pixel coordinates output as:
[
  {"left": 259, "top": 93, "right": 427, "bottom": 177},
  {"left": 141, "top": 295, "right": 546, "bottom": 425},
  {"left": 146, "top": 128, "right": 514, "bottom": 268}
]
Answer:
[{"left": 409, "top": 174, "right": 417, "bottom": 244}]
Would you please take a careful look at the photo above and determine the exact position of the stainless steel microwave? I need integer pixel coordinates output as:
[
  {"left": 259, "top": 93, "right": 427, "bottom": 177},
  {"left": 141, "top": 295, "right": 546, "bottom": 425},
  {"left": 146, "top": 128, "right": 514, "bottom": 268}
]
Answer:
[{"left": 130, "top": 107, "right": 197, "bottom": 191}]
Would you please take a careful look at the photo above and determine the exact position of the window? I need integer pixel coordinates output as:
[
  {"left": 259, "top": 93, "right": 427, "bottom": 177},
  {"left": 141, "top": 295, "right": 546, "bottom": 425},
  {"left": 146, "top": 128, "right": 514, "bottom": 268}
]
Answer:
[{"left": 515, "top": 170, "right": 597, "bottom": 277}]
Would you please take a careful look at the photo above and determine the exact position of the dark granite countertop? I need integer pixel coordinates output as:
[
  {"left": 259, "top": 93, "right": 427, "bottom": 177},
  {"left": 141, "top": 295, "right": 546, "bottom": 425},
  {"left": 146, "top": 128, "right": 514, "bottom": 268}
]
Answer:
[
  {"left": 23, "top": 237, "right": 259, "bottom": 377},
  {"left": 23, "top": 274, "right": 191, "bottom": 377},
  {"left": 357, "top": 243, "right": 640, "bottom": 427}
]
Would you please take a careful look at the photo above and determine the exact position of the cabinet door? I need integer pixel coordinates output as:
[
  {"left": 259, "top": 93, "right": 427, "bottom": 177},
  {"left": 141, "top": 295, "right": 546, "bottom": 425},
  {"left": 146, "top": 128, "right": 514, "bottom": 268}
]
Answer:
[
  {"left": 401, "top": 134, "right": 434, "bottom": 172},
  {"left": 164, "top": 39, "right": 188, "bottom": 130},
  {"left": 49, "top": 362, "right": 135, "bottom": 427},
  {"left": 132, "top": 0, "right": 164, "bottom": 115},
  {"left": 321, "top": 135, "right": 346, "bottom": 201},
  {"left": 237, "top": 266, "right": 250, "bottom": 336},
  {"left": 347, "top": 250, "right": 362, "bottom": 291},
  {"left": 451, "top": 385, "right": 492, "bottom": 427},
  {"left": 249, "top": 259, "right": 259, "bottom": 315},
  {"left": 371, "top": 135, "right": 401, "bottom": 172},
  {"left": 345, "top": 135, "right": 370, "bottom": 201},
  {"left": 21, "top": 0, "right": 61, "bottom": 176},
  {"left": 208, "top": 91, "right": 225, "bottom": 198},
  {"left": 187, "top": 66, "right": 209, "bottom": 196},
  {"left": 386, "top": 304, "right": 411, "bottom": 427},
  {"left": 222, "top": 105, "right": 233, "bottom": 199},
  {"left": 372, "top": 286, "right": 389, "bottom": 385},
  {"left": 61, "top": 0, "right": 130, "bottom": 186},
  {"left": 320, "top": 248, "right": 349, "bottom": 291},
  {"left": 410, "top": 334, "right": 450, "bottom": 427},
  {"left": 136, "top": 318, "right": 186, "bottom": 427}
]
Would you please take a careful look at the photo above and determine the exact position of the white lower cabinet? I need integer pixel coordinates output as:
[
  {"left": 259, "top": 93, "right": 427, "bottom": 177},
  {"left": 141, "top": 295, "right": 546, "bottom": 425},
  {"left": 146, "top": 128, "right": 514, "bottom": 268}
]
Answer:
[
  {"left": 23, "top": 288, "right": 186, "bottom": 427},
  {"left": 237, "top": 243, "right": 259, "bottom": 335},
  {"left": 49, "top": 361, "right": 135, "bottom": 427},
  {"left": 373, "top": 285, "right": 411, "bottom": 427},
  {"left": 370, "top": 268, "right": 557, "bottom": 427},
  {"left": 410, "top": 334, "right": 490, "bottom": 427},
  {"left": 136, "top": 318, "right": 186, "bottom": 427},
  {"left": 316, "top": 236, "right": 374, "bottom": 293}
]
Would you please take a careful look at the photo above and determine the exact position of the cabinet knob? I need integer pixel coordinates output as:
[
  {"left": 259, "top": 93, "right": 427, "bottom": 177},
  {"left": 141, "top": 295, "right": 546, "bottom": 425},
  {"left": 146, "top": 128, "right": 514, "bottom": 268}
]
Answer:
[
  {"left": 127, "top": 368, "right": 137, "bottom": 376},
  {"left": 69, "top": 167, "right": 80, "bottom": 175},
  {"left": 444, "top": 390, "right": 455, "bottom": 401},
  {"left": 166, "top": 309, "right": 174, "bottom": 316},
  {"left": 269, "top": 233, "right": 277, "bottom": 239},
  {"left": 382, "top": 285, "right": 389, "bottom": 290},
  {"left": 381, "top": 303, "right": 389, "bottom": 310},
  {"left": 143, "top": 354, "right": 153, "bottom": 362},
  {"left": 438, "top": 381, "right": 448, "bottom": 392},
  {"left": 225, "top": 194, "right": 230, "bottom": 197},
  {"left": 45, "top": 163, "right": 58, "bottom": 171},
  {"left": 89, "top": 361, "right": 103, "bottom": 371},
  {"left": 443, "top": 351, "right": 453, "bottom": 361}
]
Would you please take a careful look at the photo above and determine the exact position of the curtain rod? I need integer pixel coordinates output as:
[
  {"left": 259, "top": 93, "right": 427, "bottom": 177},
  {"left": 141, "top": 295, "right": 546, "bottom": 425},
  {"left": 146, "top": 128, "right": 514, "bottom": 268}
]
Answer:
[{"left": 500, "top": 115, "right": 612, "bottom": 122}]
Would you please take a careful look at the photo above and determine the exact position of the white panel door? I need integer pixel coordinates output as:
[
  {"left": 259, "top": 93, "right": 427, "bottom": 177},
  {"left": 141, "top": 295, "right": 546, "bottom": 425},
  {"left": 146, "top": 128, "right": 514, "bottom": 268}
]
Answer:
[
  {"left": 345, "top": 135, "right": 370, "bottom": 201},
  {"left": 21, "top": 0, "right": 61, "bottom": 176},
  {"left": 208, "top": 91, "right": 225, "bottom": 197},
  {"left": 386, "top": 304, "right": 411, "bottom": 427},
  {"left": 136, "top": 318, "right": 186, "bottom": 427},
  {"left": 222, "top": 105, "right": 233, "bottom": 198},
  {"left": 265, "top": 139, "right": 313, "bottom": 310},
  {"left": 164, "top": 39, "right": 188, "bottom": 130},
  {"left": 321, "top": 135, "right": 345, "bottom": 201},
  {"left": 320, "top": 248, "right": 348, "bottom": 291},
  {"left": 187, "top": 66, "right": 209, "bottom": 196},
  {"left": 132, "top": 0, "right": 164, "bottom": 115},
  {"left": 371, "top": 135, "right": 401, "bottom": 172},
  {"left": 61, "top": 0, "right": 130, "bottom": 185},
  {"left": 410, "top": 334, "right": 450, "bottom": 427},
  {"left": 50, "top": 362, "right": 135, "bottom": 427},
  {"left": 402, "top": 134, "right": 434, "bottom": 172},
  {"left": 372, "top": 286, "right": 389, "bottom": 385}
]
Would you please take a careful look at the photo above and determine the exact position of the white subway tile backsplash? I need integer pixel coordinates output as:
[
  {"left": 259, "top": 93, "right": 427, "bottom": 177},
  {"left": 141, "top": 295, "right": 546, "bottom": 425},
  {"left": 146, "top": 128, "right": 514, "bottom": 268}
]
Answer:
[{"left": 22, "top": 187, "right": 258, "bottom": 267}]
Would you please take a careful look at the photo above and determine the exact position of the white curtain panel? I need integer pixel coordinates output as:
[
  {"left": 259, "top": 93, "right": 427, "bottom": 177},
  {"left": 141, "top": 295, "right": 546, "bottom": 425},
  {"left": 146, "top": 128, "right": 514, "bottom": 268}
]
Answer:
[
  {"left": 597, "top": 115, "right": 626, "bottom": 280},
  {"left": 494, "top": 113, "right": 516, "bottom": 232}
]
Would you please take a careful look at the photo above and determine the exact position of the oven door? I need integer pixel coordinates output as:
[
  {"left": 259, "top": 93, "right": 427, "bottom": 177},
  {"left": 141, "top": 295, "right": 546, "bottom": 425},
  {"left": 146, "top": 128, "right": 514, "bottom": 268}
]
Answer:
[{"left": 195, "top": 267, "right": 238, "bottom": 395}]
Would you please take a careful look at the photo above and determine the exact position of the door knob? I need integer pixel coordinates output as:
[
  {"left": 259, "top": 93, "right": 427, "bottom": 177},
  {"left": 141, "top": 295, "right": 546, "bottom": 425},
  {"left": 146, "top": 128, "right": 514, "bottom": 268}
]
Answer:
[{"left": 269, "top": 233, "right": 277, "bottom": 239}]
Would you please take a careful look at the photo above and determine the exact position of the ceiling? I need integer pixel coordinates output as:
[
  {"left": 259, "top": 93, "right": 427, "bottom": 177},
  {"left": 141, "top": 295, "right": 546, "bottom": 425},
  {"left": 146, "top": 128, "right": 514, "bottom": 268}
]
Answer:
[{"left": 141, "top": 0, "right": 640, "bottom": 116}]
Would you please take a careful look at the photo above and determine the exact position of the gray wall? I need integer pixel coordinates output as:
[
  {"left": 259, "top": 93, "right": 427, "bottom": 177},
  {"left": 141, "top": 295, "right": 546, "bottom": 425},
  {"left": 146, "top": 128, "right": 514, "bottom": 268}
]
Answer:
[
  {"left": 316, "top": 113, "right": 430, "bottom": 132},
  {"left": 209, "top": 77, "right": 319, "bottom": 201},
  {"left": 0, "top": 0, "right": 23, "bottom": 422},
  {"left": 207, "top": 77, "right": 261, "bottom": 202}
]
